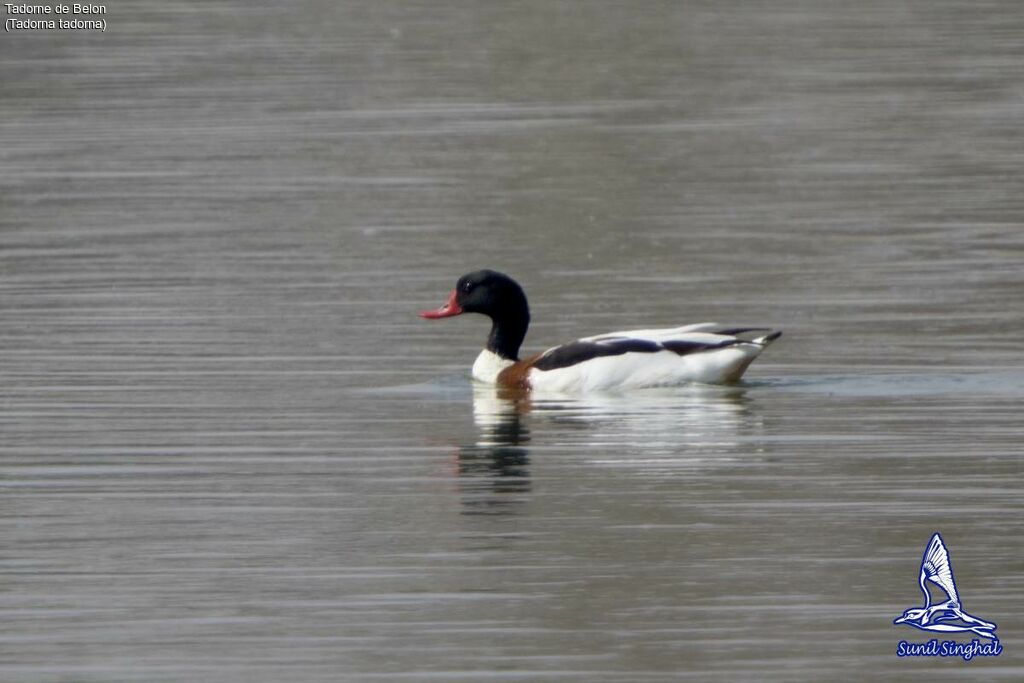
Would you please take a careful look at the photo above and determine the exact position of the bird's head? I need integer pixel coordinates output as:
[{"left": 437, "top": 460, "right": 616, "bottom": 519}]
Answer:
[
  {"left": 894, "top": 608, "right": 927, "bottom": 625},
  {"left": 419, "top": 270, "right": 527, "bottom": 321}
]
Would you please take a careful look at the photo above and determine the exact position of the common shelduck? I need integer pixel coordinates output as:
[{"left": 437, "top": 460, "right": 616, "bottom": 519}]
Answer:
[{"left": 420, "top": 269, "right": 781, "bottom": 392}]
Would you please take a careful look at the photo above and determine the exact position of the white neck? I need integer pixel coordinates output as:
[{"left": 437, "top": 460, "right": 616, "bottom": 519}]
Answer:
[{"left": 471, "top": 349, "right": 515, "bottom": 384}]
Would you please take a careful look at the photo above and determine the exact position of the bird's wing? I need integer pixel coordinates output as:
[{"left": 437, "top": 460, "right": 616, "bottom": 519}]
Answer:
[
  {"left": 532, "top": 331, "right": 741, "bottom": 372},
  {"left": 578, "top": 324, "right": 776, "bottom": 344},
  {"left": 921, "top": 533, "right": 959, "bottom": 604}
]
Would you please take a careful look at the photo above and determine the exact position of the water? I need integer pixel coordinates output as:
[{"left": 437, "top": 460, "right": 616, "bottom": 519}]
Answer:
[{"left": 2, "top": 1, "right": 1023, "bottom": 680}]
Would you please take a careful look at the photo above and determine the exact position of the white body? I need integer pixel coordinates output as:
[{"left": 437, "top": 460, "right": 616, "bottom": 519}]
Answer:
[
  {"left": 472, "top": 349, "right": 515, "bottom": 383},
  {"left": 529, "top": 344, "right": 760, "bottom": 392},
  {"left": 472, "top": 324, "right": 775, "bottom": 392}
]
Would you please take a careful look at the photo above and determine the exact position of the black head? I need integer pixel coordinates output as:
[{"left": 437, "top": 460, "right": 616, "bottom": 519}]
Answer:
[
  {"left": 419, "top": 269, "right": 531, "bottom": 360},
  {"left": 454, "top": 269, "right": 529, "bottom": 316}
]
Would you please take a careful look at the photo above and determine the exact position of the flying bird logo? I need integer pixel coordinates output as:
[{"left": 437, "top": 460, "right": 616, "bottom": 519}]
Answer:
[{"left": 893, "top": 533, "right": 997, "bottom": 641}]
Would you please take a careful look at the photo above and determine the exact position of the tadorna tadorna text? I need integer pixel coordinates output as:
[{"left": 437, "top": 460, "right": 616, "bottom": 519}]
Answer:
[{"left": 420, "top": 269, "right": 781, "bottom": 392}]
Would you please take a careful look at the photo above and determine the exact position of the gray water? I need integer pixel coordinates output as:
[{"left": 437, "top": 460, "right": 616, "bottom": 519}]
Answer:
[{"left": 2, "top": 1, "right": 1023, "bottom": 680}]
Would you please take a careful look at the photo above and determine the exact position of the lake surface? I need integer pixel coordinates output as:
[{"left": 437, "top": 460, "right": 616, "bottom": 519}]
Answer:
[{"left": 2, "top": 1, "right": 1023, "bottom": 680}]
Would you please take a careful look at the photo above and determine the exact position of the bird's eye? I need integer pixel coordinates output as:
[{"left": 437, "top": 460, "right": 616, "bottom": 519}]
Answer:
[{"left": 462, "top": 281, "right": 472, "bottom": 292}]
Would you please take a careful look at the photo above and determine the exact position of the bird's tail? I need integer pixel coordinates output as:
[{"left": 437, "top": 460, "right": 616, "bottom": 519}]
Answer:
[
  {"left": 752, "top": 330, "right": 783, "bottom": 347},
  {"left": 970, "top": 626, "right": 998, "bottom": 640}
]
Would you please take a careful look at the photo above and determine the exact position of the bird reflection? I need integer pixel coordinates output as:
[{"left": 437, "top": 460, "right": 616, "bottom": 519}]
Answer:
[
  {"left": 454, "top": 385, "right": 533, "bottom": 514},
  {"left": 455, "top": 381, "right": 764, "bottom": 513},
  {"left": 480, "top": 382, "right": 763, "bottom": 473}
]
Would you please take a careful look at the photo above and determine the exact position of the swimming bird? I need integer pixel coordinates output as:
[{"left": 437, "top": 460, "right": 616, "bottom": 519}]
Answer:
[
  {"left": 893, "top": 532, "right": 998, "bottom": 640},
  {"left": 419, "top": 269, "right": 781, "bottom": 392}
]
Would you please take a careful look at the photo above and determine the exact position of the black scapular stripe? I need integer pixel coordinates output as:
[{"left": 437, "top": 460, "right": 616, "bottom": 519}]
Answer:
[
  {"left": 661, "top": 339, "right": 738, "bottom": 355},
  {"left": 533, "top": 337, "right": 738, "bottom": 372},
  {"left": 711, "top": 327, "right": 771, "bottom": 337}
]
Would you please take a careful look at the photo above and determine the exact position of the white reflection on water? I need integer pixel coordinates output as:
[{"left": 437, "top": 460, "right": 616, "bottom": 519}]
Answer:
[{"left": 471, "top": 382, "right": 763, "bottom": 474}]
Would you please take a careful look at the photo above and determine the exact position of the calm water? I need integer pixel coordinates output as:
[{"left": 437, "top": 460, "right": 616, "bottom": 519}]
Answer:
[{"left": 2, "top": 1, "right": 1023, "bottom": 680}]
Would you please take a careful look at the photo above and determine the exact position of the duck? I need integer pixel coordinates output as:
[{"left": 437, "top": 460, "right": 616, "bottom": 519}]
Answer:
[{"left": 419, "top": 269, "right": 781, "bottom": 392}]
